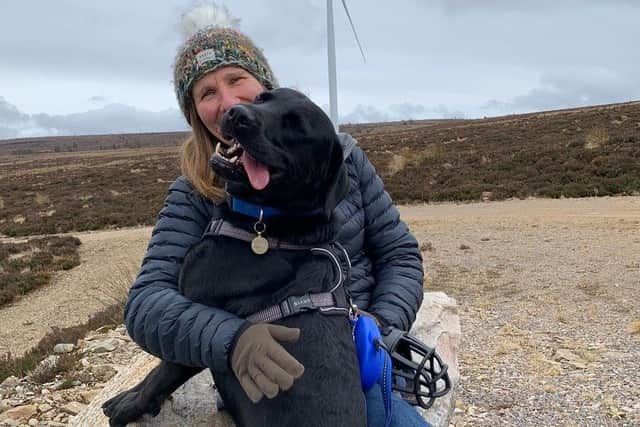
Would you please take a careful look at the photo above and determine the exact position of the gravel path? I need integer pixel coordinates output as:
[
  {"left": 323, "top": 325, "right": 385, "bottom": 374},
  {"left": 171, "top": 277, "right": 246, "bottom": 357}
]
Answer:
[
  {"left": 1, "top": 196, "right": 639, "bottom": 425},
  {"left": 0, "top": 227, "right": 151, "bottom": 358},
  {"left": 400, "top": 196, "right": 640, "bottom": 426}
]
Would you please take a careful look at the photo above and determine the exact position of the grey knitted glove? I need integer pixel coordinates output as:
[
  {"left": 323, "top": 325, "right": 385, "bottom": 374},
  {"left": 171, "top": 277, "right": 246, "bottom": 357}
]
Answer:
[{"left": 230, "top": 323, "right": 305, "bottom": 403}]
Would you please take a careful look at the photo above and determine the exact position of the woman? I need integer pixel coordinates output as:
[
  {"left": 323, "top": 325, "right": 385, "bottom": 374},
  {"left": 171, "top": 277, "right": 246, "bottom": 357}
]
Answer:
[{"left": 125, "top": 25, "right": 427, "bottom": 427}]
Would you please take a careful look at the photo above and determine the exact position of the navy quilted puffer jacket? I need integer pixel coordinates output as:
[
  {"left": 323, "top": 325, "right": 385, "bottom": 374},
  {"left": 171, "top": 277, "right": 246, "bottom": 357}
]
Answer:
[{"left": 125, "top": 134, "right": 423, "bottom": 375}]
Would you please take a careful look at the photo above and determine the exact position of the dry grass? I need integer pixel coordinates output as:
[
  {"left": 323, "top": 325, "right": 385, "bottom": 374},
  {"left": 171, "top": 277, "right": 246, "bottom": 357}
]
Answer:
[
  {"left": 0, "top": 147, "right": 180, "bottom": 237},
  {"left": 419, "top": 241, "right": 435, "bottom": 252},
  {"left": 2, "top": 102, "right": 640, "bottom": 237},
  {"left": 30, "top": 353, "right": 79, "bottom": 384},
  {"left": 387, "top": 154, "right": 408, "bottom": 175},
  {"left": 577, "top": 281, "right": 602, "bottom": 297},
  {"left": 0, "top": 236, "right": 81, "bottom": 307},
  {"left": 346, "top": 101, "right": 640, "bottom": 203},
  {"left": 585, "top": 126, "right": 610, "bottom": 149}
]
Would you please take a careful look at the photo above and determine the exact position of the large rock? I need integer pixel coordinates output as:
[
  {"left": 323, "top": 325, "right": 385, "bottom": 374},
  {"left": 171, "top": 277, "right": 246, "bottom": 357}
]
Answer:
[
  {"left": 413, "top": 292, "right": 461, "bottom": 427},
  {"left": 70, "top": 292, "right": 460, "bottom": 427}
]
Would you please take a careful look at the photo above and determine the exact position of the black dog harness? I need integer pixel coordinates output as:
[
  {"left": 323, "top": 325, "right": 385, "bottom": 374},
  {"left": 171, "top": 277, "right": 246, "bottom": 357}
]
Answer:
[{"left": 204, "top": 218, "right": 352, "bottom": 323}]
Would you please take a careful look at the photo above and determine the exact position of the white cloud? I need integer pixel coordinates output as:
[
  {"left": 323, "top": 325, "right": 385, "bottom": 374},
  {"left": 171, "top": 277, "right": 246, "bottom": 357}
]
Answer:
[
  {"left": 0, "top": 98, "right": 187, "bottom": 140},
  {"left": 483, "top": 70, "right": 640, "bottom": 113},
  {"left": 1, "top": 1, "right": 639, "bottom": 137}
]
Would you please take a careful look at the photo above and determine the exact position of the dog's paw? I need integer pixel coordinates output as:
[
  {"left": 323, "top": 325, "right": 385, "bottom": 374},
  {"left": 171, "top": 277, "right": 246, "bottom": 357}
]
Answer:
[{"left": 102, "top": 388, "right": 163, "bottom": 427}]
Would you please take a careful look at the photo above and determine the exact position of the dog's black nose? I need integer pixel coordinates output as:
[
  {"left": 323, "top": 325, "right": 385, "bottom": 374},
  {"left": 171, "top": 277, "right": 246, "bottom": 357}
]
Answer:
[{"left": 225, "top": 104, "right": 256, "bottom": 129}]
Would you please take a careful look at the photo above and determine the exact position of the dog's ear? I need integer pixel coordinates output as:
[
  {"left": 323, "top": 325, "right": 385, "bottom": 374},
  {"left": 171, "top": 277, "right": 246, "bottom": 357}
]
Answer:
[{"left": 320, "top": 140, "right": 349, "bottom": 220}]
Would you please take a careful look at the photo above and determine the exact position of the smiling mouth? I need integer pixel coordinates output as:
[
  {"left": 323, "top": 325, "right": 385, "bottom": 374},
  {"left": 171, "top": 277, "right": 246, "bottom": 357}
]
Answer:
[
  {"left": 213, "top": 138, "right": 271, "bottom": 190},
  {"left": 215, "top": 139, "right": 244, "bottom": 167}
]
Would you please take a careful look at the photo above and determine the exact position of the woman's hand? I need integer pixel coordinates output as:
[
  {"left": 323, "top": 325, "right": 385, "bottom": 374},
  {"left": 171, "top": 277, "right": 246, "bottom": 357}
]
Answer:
[{"left": 230, "top": 324, "right": 305, "bottom": 403}]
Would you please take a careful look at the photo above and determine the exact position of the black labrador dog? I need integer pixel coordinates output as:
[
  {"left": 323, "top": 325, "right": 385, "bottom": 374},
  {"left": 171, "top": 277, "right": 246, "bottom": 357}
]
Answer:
[{"left": 103, "top": 88, "right": 366, "bottom": 427}]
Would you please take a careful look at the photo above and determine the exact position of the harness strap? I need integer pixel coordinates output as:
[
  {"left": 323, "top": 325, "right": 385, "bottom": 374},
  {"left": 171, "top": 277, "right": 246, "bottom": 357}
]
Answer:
[
  {"left": 204, "top": 218, "right": 351, "bottom": 323},
  {"left": 247, "top": 292, "right": 348, "bottom": 323},
  {"left": 205, "top": 218, "right": 328, "bottom": 251}
]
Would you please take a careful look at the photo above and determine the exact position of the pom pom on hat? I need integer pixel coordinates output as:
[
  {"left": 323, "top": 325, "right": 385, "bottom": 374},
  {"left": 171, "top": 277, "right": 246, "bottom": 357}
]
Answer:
[{"left": 173, "top": 3, "right": 278, "bottom": 123}]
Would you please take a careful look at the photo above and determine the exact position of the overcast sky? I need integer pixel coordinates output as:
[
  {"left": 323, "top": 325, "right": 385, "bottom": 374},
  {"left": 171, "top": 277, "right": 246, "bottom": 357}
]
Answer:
[{"left": 1, "top": 0, "right": 639, "bottom": 139}]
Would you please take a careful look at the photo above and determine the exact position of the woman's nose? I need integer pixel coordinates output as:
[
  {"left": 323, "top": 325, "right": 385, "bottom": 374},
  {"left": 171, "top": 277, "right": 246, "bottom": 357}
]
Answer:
[{"left": 218, "top": 88, "right": 240, "bottom": 112}]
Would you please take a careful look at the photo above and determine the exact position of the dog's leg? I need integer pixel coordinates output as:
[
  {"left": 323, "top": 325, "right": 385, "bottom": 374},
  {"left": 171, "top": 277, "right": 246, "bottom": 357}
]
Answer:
[{"left": 102, "top": 361, "right": 203, "bottom": 427}]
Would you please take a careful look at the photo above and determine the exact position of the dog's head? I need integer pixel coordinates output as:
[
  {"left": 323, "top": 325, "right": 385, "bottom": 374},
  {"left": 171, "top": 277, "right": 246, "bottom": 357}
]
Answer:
[{"left": 210, "top": 88, "right": 347, "bottom": 220}]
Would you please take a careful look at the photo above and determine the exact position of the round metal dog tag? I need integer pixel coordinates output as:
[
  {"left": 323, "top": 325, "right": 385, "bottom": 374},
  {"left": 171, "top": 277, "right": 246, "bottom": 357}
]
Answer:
[{"left": 251, "top": 236, "right": 269, "bottom": 255}]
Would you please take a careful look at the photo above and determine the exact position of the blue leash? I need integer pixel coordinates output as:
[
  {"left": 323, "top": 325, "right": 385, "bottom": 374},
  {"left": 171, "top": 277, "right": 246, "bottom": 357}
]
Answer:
[{"left": 352, "top": 315, "right": 393, "bottom": 427}]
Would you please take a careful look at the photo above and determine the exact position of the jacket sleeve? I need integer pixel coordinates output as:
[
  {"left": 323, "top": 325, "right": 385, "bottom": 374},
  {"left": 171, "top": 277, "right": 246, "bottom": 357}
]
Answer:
[
  {"left": 353, "top": 147, "right": 424, "bottom": 330},
  {"left": 124, "top": 176, "right": 247, "bottom": 374}
]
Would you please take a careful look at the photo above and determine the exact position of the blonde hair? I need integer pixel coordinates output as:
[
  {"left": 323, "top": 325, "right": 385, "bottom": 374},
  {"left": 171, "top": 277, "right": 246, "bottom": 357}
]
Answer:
[{"left": 180, "top": 107, "right": 227, "bottom": 203}]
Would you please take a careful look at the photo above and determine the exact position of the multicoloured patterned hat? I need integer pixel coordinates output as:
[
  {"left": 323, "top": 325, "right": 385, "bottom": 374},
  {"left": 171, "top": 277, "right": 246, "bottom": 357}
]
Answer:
[{"left": 173, "top": 26, "right": 278, "bottom": 123}]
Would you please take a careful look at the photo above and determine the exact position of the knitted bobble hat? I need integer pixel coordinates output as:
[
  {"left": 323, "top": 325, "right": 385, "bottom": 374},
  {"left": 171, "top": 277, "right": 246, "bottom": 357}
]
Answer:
[{"left": 173, "top": 7, "right": 278, "bottom": 124}]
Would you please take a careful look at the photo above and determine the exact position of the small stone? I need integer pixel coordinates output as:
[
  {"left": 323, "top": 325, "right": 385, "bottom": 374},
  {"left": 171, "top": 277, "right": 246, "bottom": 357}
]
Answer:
[
  {"left": 37, "top": 403, "right": 52, "bottom": 413},
  {"left": 53, "top": 344, "right": 75, "bottom": 354},
  {"left": 0, "top": 377, "right": 19, "bottom": 389},
  {"left": 84, "top": 338, "right": 120, "bottom": 353},
  {"left": 83, "top": 333, "right": 106, "bottom": 342},
  {"left": 60, "top": 401, "right": 86, "bottom": 416},
  {"left": 0, "top": 400, "right": 10, "bottom": 412},
  {"left": 1, "top": 418, "right": 19, "bottom": 427},
  {"left": 27, "top": 419, "right": 38, "bottom": 426},
  {"left": 78, "top": 389, "right": 100, "bottom": 404},
  {"left": 1, "top": 404, "right": 38, "bottom": 421},
  {"left": 628, "top": 319, "right": 640, "bottom": 335},
  {"left": 89, "top": 365, "right": 117, "bottom": 382},
  {"left": 36, "top": 356, "right": 59, "bottom": 371}
]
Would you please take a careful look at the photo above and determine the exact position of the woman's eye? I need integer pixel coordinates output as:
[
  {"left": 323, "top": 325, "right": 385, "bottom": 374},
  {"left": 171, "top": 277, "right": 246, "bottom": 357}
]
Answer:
[{"left": 201, "top": 89, "right": 215, "bottom": 99}]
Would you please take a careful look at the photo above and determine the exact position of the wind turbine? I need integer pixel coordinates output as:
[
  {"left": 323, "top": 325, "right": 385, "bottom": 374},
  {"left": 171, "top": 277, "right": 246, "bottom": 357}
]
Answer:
[{"left": 326, "top": 0, "right": 366, "bottom": 131}]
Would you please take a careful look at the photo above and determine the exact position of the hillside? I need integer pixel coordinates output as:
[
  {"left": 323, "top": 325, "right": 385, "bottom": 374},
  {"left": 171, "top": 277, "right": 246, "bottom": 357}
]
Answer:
[
  {"left": 343, "top": 101, "right": 640, "bottom": 202},
  {"left": 1, "top": 101, "right": 639, "bottom": 236}
]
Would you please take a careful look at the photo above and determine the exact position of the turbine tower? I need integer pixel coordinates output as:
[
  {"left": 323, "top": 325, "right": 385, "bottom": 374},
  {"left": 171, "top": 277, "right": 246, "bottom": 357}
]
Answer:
[{"left": 326, "top": 0, "right": 366, "bottom": 131}]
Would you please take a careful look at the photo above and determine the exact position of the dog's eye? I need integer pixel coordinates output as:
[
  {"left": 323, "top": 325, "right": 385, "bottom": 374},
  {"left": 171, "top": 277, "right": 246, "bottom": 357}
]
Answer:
[{"left": 254, "top": 92, "right": 272, "bottom": 104}]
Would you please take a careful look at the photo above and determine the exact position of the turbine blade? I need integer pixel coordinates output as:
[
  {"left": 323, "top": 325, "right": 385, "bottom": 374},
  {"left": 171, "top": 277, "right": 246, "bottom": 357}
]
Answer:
[{"left": 340, "top": 0, "right": 366, "bottom": 63}]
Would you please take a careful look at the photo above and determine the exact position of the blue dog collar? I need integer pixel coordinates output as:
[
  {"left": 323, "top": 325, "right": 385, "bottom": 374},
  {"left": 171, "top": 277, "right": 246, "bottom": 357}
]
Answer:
[{"left": 228, "top": 196, "right": 323, "bottom": 220}]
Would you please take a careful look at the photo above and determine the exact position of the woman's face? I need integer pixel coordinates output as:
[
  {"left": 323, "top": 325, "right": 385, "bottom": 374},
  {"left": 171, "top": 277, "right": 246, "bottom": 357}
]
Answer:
[{"left": 192, "top": 66, "right": 265, "bottom": 145}]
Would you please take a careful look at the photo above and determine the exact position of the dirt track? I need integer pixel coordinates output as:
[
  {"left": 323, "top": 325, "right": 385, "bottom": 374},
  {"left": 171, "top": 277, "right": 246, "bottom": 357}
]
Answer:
[
  {"left": 400, "top": 196, "right": 640, "bottom": 425},
  {"left": 0, "top": 228, "right": 152, "bottom": 358},
  {"left": 1, "top": 196, "right": 639, "bottom": 424}
]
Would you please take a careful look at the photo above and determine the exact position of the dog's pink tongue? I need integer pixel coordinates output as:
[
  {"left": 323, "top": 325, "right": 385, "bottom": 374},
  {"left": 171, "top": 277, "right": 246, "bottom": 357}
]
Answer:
[{"left": 242, "top": 151, "right": 270, "bottom": 190}]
